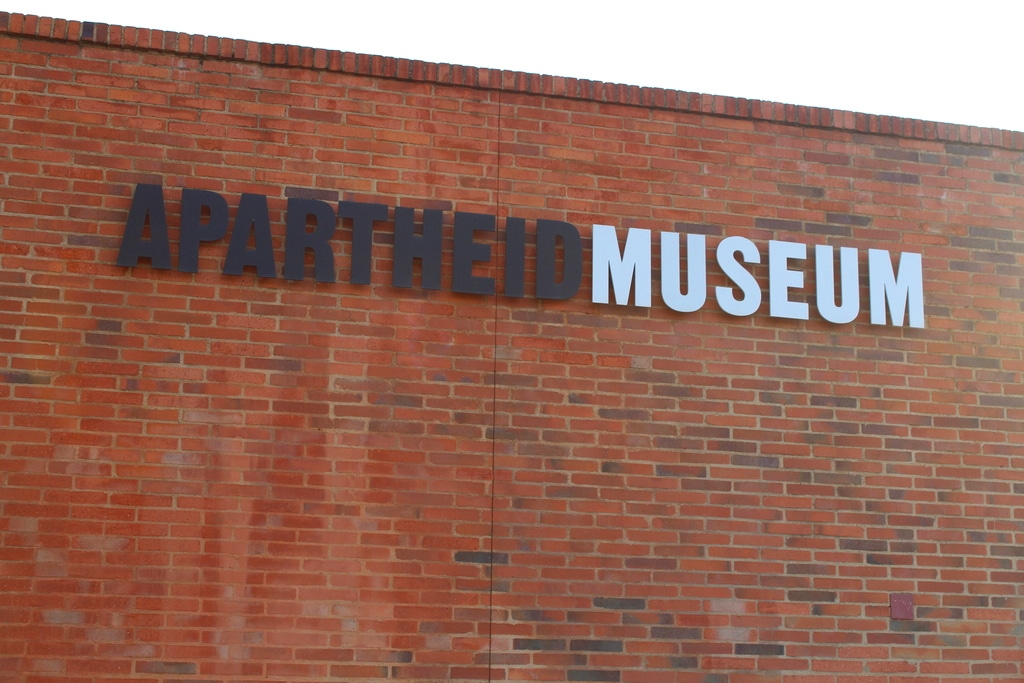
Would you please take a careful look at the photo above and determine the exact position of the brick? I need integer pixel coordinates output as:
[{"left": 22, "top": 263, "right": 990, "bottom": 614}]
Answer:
[
  {"left": 513, "top": 639, "right": 565, "bottom": 651},
  {"left": 135, "top": 661, "right": 197, "bottom": 674},
  {"left": 567, "top": 670, "right": 620, "bottom": 682},
  {"left": 593, "top": 598, "right": 646, "bottom": 611},
  {"left": 735, "top": 644, "right": 785, "bottom": 656},
  {"left": 569, "top": 640, "right": 623, "bottom": 652}
]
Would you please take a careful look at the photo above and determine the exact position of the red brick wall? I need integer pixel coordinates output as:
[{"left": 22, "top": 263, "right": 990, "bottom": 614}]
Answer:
[{"left": 2, "top": 12, "right": 1023, "bottom": 683}]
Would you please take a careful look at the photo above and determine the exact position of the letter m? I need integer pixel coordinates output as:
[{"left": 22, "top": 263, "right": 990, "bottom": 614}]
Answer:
[
  {"left": 591, "top": 225, "right": 651, "bottom": 307},
  {"left": 868, "top": 249, "right": 924, "bottom": 328}
]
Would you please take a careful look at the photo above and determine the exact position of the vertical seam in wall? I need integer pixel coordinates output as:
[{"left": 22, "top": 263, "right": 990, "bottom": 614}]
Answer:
[{"left": 486, "top": 83, "right": 503, "bottom": 683}]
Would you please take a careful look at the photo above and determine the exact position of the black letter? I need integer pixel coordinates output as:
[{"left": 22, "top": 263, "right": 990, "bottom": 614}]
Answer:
[
  {"left": 392, "top": 206, "right": 442, "bottom": 290},
  {"left": 338, "top": 201, "right": 388, "bottom": 285},
  {"left": 116, "top": 184, "right": 171, "bottom": 269},
  {"left": 503, "top": 217, "right": 526, "bottom": 298},
  {"left": 285, "top": 198, "right": 337, "bottom": 282},
  {"left": 224, "top": 193, "right": 276, "bottom": 278},
  {"left": 178, "top": 189, "right": 228, "bottom": 273},
  {"left": 453, "top": 212, "right": 496, "bottom": 295},
  {"left": 536, "top": 219, "right": 581, "bottom": 300}
]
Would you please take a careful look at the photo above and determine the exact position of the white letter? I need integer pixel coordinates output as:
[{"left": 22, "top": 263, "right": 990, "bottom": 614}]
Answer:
[
  {"left": 660, "top": 232, "right": 707, "bottom": 313},
  {"left": 868, "top": 249, "right": 924, "bottom": 328},
  {"left": 715, "top": 236, "right": 761, "bottom": 317},
  {"left": 591, "top": 225, "right": 652, "bottom": 307},
  {"left": 815, "top": 245, "right": 860, "bottom": 324},
  {"left": 768, "top": 240, "right": 808, "bottom": 320}
]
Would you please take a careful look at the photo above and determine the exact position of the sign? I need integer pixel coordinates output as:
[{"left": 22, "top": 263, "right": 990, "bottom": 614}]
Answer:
[{"left": 116, "top": 184, "right": 925, "bottom": 328}]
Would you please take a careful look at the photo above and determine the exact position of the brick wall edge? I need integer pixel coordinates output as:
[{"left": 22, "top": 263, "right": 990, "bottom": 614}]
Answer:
[{"left": 1, "top": 11, "right": 1020, "bottom": 150}]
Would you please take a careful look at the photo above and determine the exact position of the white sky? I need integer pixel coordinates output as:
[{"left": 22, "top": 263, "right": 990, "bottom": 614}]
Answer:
[{"left": 7, "top": 0, "right": 1024, "bottom": 132}]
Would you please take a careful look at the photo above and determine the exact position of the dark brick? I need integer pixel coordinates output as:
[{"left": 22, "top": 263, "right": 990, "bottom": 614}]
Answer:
[
  {"left": 760, "top": 392, "right": 800, "bottom": 404},
  {"left": 655, "top": 465, "right": 707, "bottom": 478},
  {"left": 824, "top": 212, "right": 872, "bottom": 226},
  {"left": 950, "top": 260, "right": 987, "bottom": 273},
  {"left": 813, "top": 472, "right": 861, "bottom": 485},
  {"left": 453, "top": 551, "right": 509, "bottom": 564},
  {"left": 917, "top": 607, "right": 962, "bottom": 619},
  {"left": 950, "top": 236, "right": 995, "bottom": 250},
  {"left": 755, "top": 218, "right": 803, "bottom": 232},
  {"left": 549, "top": 486, "right": 598, "bottom": 499},
  {"left": 245, "top": 357, "right": 302, "bottom": 371},
  {"left": 68, "top": 234, "right": 121, "bottom": 247},
  {"left": 839, "top": 539, "right": 887, "bottom": 552},
  {"left": 731, "top": 454, "right": 779, "bottom": 469},
  {"left": 874, "top": 171, "right": 919, "bottom": 184},
  {"left": 285, "top": 186, "right": 339, "bottom": 201},
  {"left": 788, "top": 590, "right": 837, "bottom": 602},
  {"left": 786, "top": 563, "right": 833, "bottom": 575},
  {"left": 778, "top": 184, "right": 824, "bottom": 198},
  {"left": 136, "top": 662, "right": 197, "bottom": 675},
  {"left": 700, "top": 676, "right": 729, "bottom": 683},
  {"left": 949, "top": 595, "right": 991, "bottom": 609},
  {"left": 810, "top": 395, "right": 857, "bottom": 408},
  {"left": 975, "top": 251, "right": 1017, "bottom": 265},
  {"left": 945, "top": 143, "right": 992, "bottom": 157},
  {"left": 623, "top": 612, "right": 673, "bottom": 626},
  {"left": 653, "top": 385, "right": 702, "bottom": 398},
  {"left": 955, "top": 355, "right": 1000, "bottom": 369},
  {"left": 889, "top": 620, "right": 934, "bottom": 632},
  {"left": 493, "top": 374, "right": 537, "bottom": 387},
  {"left": 805, "top": 152, "right": 850, "bottom": 165},
  {"left": 567, "top": 671, "right": 620, "bottom": 682},
  {"left": 2, "top": 372, "right": 50, "bottom": 385},
  {"left": 570, "top": 640, "right": 623, "bottom": 652},
  {"left": 598, "top": 408, "right": 649, "bottom": 420},
  {"left": 674, "top": 222, "right": 722, "bottom": 236},
  {"left": 716, "top": 440, "right": 757, "bottom": 454},
  {"left": 868, "top": 632, "right": 915, "bottom": 645},
  {"left": 968, "top": 226, "right": 1014, "bottom": 240},
  {"left": 513, "top": 639, "right": 565, "bottom": 651},
  {"left": 735, "top": 643, "right": 784, "bottom": 656},
  {"left": 397, "top": 197, "right": 453, "bottom": 211},
  {"left": 874, "top": 148, "right": 919, "bottom": 162},
  {"left": 593, "top": 597, "right": 645, "bottom": 610},
  {"left": 805, "top": 222, "right": 852, "bottom": 237},
  {"left": 993, "top": 173, "right": 1022, "bottom": 184},
  {"left": 651, "top": 627, "right": 701, "bottom": 640},
  {"left": 670, "top": 656, "right": 699, "bottom": 668}
]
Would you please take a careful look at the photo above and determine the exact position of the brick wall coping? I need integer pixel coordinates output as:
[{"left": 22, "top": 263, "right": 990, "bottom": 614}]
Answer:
[{"left": 4, "top": 11, "right": 1023, "bottom": 150}]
